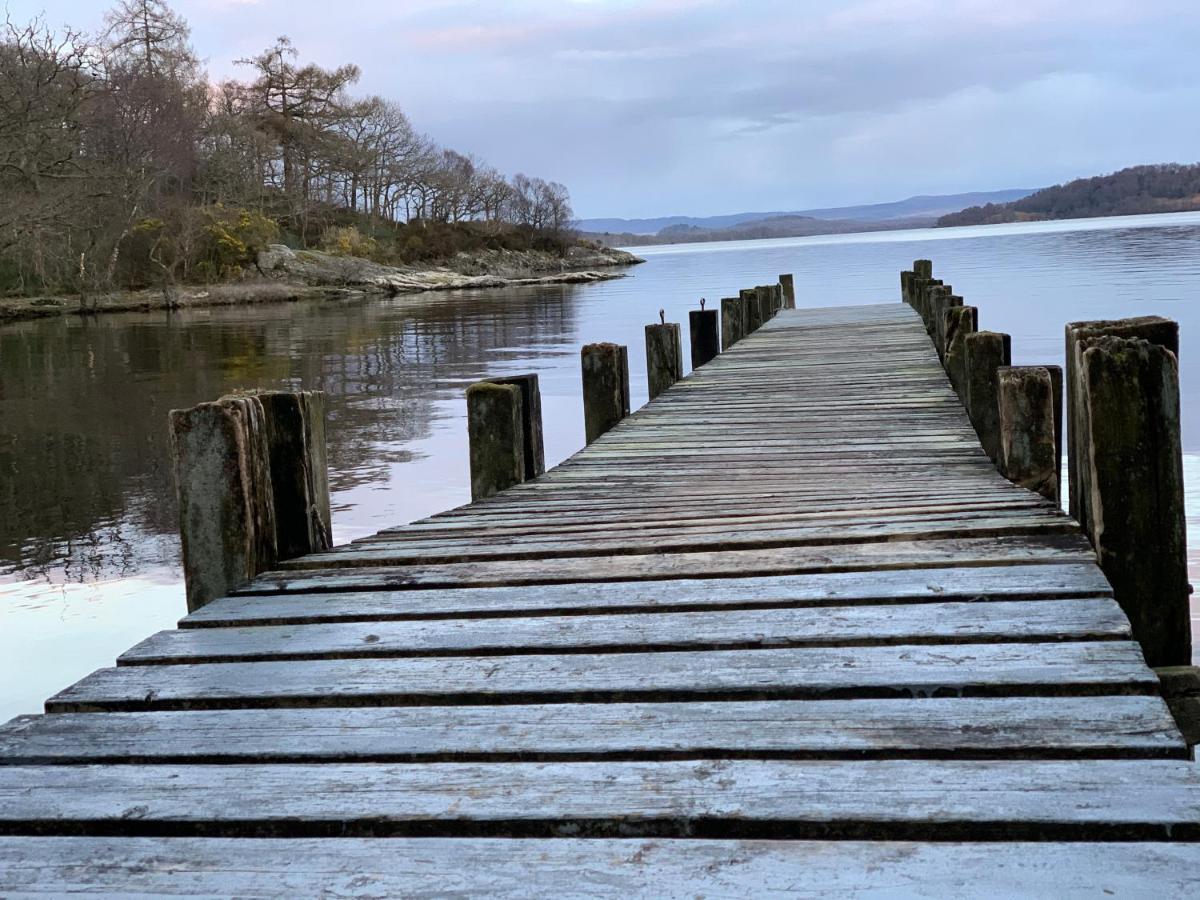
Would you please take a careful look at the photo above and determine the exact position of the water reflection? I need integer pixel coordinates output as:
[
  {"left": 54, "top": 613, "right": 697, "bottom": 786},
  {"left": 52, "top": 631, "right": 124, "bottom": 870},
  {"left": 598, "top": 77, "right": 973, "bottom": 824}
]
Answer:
[{"left": 4, "top": 210, "right": 1200, "bottom": 720}]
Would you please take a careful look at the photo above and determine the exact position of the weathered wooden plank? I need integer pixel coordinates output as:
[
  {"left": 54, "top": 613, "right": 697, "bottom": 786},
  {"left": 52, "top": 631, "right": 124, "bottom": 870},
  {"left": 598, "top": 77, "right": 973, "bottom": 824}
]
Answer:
[
  {"left": 184, "top": 563, "right": 1114, "bottom": 627},
  {"left": 123, "top": 599, "right": 1130, "bottom": 666},
  {"left": 2, "top": 837, "right": 1199, "bottom": 896},
  {"left": 0, "top": 697, "right": 1185, "bottom": 764},
  {"left": 45, "top": 642, "right": 1158, "bottom": 712},
  {"left": 0, "top": 759, "right": 1198, "bottom": 839}
]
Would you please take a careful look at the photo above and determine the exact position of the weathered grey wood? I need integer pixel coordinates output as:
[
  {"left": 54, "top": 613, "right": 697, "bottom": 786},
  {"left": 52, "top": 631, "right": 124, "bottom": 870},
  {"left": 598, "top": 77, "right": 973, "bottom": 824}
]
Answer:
[
  {"left": 185, "top": 563, "right": 1114, "bottom": 628},
  {"left": 45, "top": 641, "right": 1158, "bottom": 712},
  {"left": 1, "top": 759, "right": 1199, "bottom": 838},
  {"left": 2, "top": 696, "right": 1184, "bottom": 764},
  {"left": 743, "top": 290, "right": 762, "bottom": 332},
  {"left": 257, "top": 391, "right": 332, "bottom": 561},
  {"left": 1078, "top": 334, "right": 1189, "bottom": 667},
  {"left": 644, "top": 322, "right": 683, "bottom": 400},
  {"left": 484, "top": 373, "right": 545, "bottom": 479},
  {"left": 466, "top": 382, "right": 525, "bottom": 501},
  {"left": 119, "top": 598, "right": 1131, "bottom": 666},
  {"left": 169, "top": 395, "right": 278, "bottom": 612},
  {"left": 581, "top": 342, "right": 630, "bottom": 444},
  {"left": 1064, "top": 316, "right": 1178, "bottom": 524},
  {"left": 964, "top": 330, "right": 1012, "bottom": 464},
  {"left": 779, "top": 273, "right": 795, "bottom": 308},
  {"left": 1157, "top": 665, "right": 1200, "bottom": 752},
  {"left": 4, "top": 837, "right": 1199, "bottom": 897},
  {"left": 913, "top": 259, "right": 933, "bottom": 279},
  {"left": 719, "top": 296, "right": 744, "bottom": 349},
  {"left": 997, "top": 366, "right": 1058, "bottom": 502}
]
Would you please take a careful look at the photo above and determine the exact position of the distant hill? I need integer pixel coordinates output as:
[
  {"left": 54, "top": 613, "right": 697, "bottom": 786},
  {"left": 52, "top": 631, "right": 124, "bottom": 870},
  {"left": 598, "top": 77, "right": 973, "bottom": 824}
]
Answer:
[
  {"left": 577, "top": 189, "right": 1037, "bottom": 236},
  {"left": 938, "top": 164, "right": 1200, "bottom": 227},
  {"left": 604, "top": 214, "right": 940, "bottom": 247}
]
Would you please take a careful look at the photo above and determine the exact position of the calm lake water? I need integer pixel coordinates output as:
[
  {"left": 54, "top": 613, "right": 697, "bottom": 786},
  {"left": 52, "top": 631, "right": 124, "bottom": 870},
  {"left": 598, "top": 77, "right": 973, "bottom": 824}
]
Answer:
[{"left": 4, "top": 211, "right": 1200, "bottom": 721}]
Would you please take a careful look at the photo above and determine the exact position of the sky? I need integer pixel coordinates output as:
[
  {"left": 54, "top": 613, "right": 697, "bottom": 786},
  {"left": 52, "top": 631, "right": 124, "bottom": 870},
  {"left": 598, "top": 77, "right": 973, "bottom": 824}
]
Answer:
[{"left": 9, "top": 0, "right": 1200, "bottom": 218}]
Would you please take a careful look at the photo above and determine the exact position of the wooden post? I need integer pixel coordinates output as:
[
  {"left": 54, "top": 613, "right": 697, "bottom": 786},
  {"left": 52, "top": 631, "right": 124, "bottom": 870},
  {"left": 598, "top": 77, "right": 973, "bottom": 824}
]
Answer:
[
  {"left": 1064, "top": 316, "right": 1178, "bottom": 527},
  {"left": 645, "top": 322, "right": 683, "bottom": 399},
  {"left": 581, "top": 342, "right": 630, "bottom": 443},
  {"left": 913, "top": 259, "right": 933, "bottom": 279},
  {"left": 1044, "top": 363, "right": 1064, "bottom": 503},
  {"left": 779, "top": 273, "right": 796, "bottom": 309},
  {"left": 1077, "top": 333, "right": 1188, "bottom": 667},
  {"left": 943, "top": 305, "right": 978, "bottom": 403},
  {"left": 900, "top": 270, "right": 914, "bottom": 305},
  {"left": 742, "top": 290, "right": 762, "bottom": 333},
  {"left": 755, "top": 286, "right": 774, "bottom": 325},
  {"left": 720, "top": 297, "right": 744, "bottom": 350},
  {"left": 772, "top": 283, "right": 784, "bottom": 313},
  {"left": 964, "top": 330, "right": 1011, "bottom": 464},
  {"left": 257, "top": 390, "right": 332, "bottom": 561},
  {"left": 170, "top": 395, "right": 278, "bottom": 612},
  {"left": 484, "top": 374, "right": 545, "bottom": 479},
  {"left": 927, "top": 287, "right": 959, "bottom": 357},
  {"left": 996, "top": 367, "right": 1058, "bottom": 502},
  {"left": 689, "top": 307, "right": 720, "bottom": 369},
  {"left": 466, "top": 382, "right": 525, "bottom": 501}
]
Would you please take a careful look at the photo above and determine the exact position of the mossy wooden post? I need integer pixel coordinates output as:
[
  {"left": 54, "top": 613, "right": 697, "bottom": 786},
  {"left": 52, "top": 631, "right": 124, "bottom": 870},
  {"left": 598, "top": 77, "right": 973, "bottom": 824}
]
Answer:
[
  {"left": 484, "top": 374, "right": 545, "bottom": 479},
  {"left": 720, "top": 297, "right": 744, "bottom": 350},
  {"left": 742, "top": 290, "right": 762, "bottom": 333},
  {"left": 1064, "top": 316, "right": 1178, "bottom": 528},
  {"left": 689, "top": 307, "right": 720, "bottom": 369},
  {"left": 943, "top": 305, "right": 978, "bottom": 403},
  {"left": 170, "top": 395, "right": 278, "bottom": 613},
  {"left": 996, "top": 367, "right": 1058, "bottom": 502},
  {"left": 581, "top": 342, "right": 630, "bottom": 443},
  {"left": 964, "top": 330, "right": 1011, "bottom": 464},
  {"left": 928, "top": 287, "right": 959, "bottom": 358},
  {"left": 779, "top": 273, "right": 796, "bottom": 309},
  {"left": 256, "top": 390, "right": 332, "bottom": 561},
  {"left": 754, "top": 286, "right": 774, "bottom": 325},
  {"left": 1077, "top": 334, "right": 1188, "bottom": 667},
  {"left": 913, "top": 259, "right": 933, "bottom": 280},
  {"left": 467, "top": 382, "right": 525, "bottom": 501},
  {"left": 645, "top": 322, "right": 683, "bottom": 400}
]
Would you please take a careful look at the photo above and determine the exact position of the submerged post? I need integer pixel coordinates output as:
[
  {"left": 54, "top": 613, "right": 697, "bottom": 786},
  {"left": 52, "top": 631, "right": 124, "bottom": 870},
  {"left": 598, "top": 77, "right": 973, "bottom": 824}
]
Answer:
[
  {"left": 996, "top": 367, "right": 1059, "bottom": 503},
  {"left": 256, "top": 390, "right": 333, "bottom": 561},
  {"left": 645, "top": 320, "right": 683, "bottom": 399},
  {"left": 485, "top": 374, "right": 545, "bottom": 480},
  {"left": 1076, "top": 333, "right": 1188, "bottom": 667},
  {"left": 779, "top": 273, "right": 796, "bottom": 309},
  {"left": 581, "top": 342, "right": 630, "bottom": 443},
  {"left": 170, "top": 395, "right": 278, "bottom": 612},
  {"left": 466, "top": 382, "right": 525, "bottom": 501},
  {"left": 689, "top": 305, "right": 720, "bottom": 369},
  {"left": 943, "top": 305, "right": 978, "bottom": 403},
  {"left": 964, "top": 330, "right": 1011, "bottom": 464},
  {"left": 1064, "top": 316, "right": 1179, "bottom": 527},
  {"left": 720, "top": 297, "right": 745, "bottom": 350}
]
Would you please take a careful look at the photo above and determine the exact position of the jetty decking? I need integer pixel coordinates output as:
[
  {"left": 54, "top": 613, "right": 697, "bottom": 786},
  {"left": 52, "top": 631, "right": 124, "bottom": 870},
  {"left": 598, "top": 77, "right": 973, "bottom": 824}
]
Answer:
[{"left": 2, "top": 302, "right": 1199, "bottom": 894}]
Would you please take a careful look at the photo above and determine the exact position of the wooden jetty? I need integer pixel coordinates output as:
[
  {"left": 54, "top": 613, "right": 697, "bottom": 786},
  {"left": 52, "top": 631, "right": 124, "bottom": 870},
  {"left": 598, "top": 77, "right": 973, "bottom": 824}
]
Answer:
[{"left": 1, "top": 285, "right": 1199, "bottom": 894}]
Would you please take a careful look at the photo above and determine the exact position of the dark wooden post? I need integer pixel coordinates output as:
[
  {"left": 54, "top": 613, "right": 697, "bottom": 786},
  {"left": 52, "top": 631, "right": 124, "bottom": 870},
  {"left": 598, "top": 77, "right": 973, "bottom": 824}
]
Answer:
[
  {"left": 581, "top": 342, "right": 630, "bottom": 443},
  {"left": 720, "top": 297, "right": 744, "bottom": 350},
  {"left": 1044, "top": 363, "right": 1064, "bottom": 503},
  {"left": 742, "top": 290, "right": 762, "bottom": 333},
  {"left": 943, "top": 305, "right": 978, "bottom": 403},
  {"left": 900, "top": 270, "right": 914, "bottom": 305},
  {"left": 257, "top": 390, "right": 333, "bottom": 561},
  {"left": 996, "top": 367, "right": 1058, "bottom": 502},
  {"left": 645, "top": 322, "right": 683, "bottom": 399},
  {"left": 772, "top": 283, "right": 784, "bottom": 313},
  {"left": 484, "top": 374, "right": 545, "bottom": 479},
  {"left": 779, "top": 273, "right": 796, "bottom": 309},
  {"left": 913, "top": 259, "right": 933, "bottom": 279},
  {"left": 1064, "top": 316, "right": 1178, "bottom": 526},
  {"left": 466, "top": 382, "right": 525, "bottom": 501},
  {"left": 170, "top": 395, "right": 278, "bottom": 612},
  {"left": 1076, "top": 333, "right": 1188, "bottom": 667},
  {"left": 689, "top": 307, "right": 720, "bottom": 369},
  {"left": 964, "top": 330, "right": 1011, "bottom": 464},
  {"left": 755, "top": 286, "right": 774, "bottom": 325}
]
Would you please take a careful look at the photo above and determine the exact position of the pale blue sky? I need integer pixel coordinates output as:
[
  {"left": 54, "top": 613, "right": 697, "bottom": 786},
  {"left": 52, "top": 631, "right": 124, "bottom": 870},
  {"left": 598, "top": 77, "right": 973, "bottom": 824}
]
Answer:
[{"left": 10, "top": 0, "right": 1200, "bottom": 218}]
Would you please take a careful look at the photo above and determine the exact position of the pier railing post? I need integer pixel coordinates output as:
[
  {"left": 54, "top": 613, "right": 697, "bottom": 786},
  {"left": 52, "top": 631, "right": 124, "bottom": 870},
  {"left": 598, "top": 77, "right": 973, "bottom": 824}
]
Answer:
[
  {"left": 467, "top": 382, "right": 526, "bottom": 501},
  {"left": 1075, "top": 333, "right": 1189, "bottom": 667},
  {"left": 484, "top": 374, "right": 545, "bottom": 479},
  {"left": 943, "top": 305, "right": 978, "bottom": 403},
  {"left": 996, "top": 366, "right": 1059, "bottom": 503},
  {"left": 720, "top": 297, "right": 744, "bottom": 349},
  {"left": 1064, "top": 316, "right": 1179, "bottom": 526},
  {"left": 900, "top": 270, "right": 914, "bottom": 305},
  {"left": 257, "top": 390, "right": 333, "bottom": 561},
  {"left": 689, "top": 306, "right": 720, "bottom": 369},
  {"left": 754, "top": 286, "right": 774, "bottom": 325},
  {"left": 581, "top": 342, "right": 631, "bottom": 443},
  {"left": 963, "top": 330, "right": 1011, "bottom": 464},
  {"left": 742, "top": 289, "right": 762, "bottom": 333},
  {"left": 170, "top": 395, "right": 279, "bottom": 613},
  {"left": 913, "top": 259, "right": 933, "bottom": 280},
  {"left": 779, "top": 273, "right": 796, "bottom": 309},
  {"left": 645, "top": 321, "right": 683, "bottom": 399}
]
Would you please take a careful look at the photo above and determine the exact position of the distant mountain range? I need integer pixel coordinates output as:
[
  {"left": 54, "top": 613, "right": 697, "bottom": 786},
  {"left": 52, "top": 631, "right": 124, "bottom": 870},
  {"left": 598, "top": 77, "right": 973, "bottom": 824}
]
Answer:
[{"left": 577, "top": 189, "right": 1038, "bottom": 237}]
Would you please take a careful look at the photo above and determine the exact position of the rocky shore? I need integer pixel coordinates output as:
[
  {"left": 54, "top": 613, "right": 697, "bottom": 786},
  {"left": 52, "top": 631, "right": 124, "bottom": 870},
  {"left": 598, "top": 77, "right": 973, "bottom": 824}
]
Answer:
[{"left": 0, "top": 244, "right": 643, "bottom": 324}]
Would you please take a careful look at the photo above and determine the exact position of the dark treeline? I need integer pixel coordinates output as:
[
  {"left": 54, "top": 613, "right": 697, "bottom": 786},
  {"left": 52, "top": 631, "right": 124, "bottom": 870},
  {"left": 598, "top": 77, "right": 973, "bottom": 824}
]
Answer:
[
  {"left": 938, "top": 164, "right": 1200, "bottom": 227},
  {"left": 0, "top": 0, "right": 575, "bottom": 297}
]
